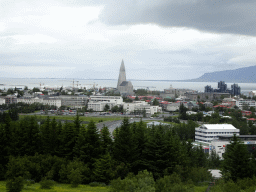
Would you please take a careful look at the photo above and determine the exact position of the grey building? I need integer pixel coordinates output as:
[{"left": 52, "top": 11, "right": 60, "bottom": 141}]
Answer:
[
  {"left": 117, "top": 60, "right": 134, "bottom": 96},
  {"left": 58, "top": 95, "right": 88, "bottom": 109}
]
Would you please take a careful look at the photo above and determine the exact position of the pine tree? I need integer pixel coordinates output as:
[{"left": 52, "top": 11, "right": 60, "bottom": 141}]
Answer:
[
  {"left": 73, "top": 126, "right": 87, "bottom": 160},
  {"left": 83, "top": 121, "right": 101, "bottom": 167},
  {"left": 222, "top": 134, "right": 252, "bottom": 181},
  {"left": 112, "top": 118, "right": 135, "bottom": 168},
  {"left": 131, "top": 120, "right": 147, "bottom": 174},
  {"left": 100, "top": 125, "right": 112, "bottom": 154},
  {"left": 41, "top": 116, "right": 52, "bottom": 154},
  {"left": 93, "top": 153, "right": 115, "bottom": 184},
  {"left": 73, "top": 113, "right": 81, "bottom": 137}
]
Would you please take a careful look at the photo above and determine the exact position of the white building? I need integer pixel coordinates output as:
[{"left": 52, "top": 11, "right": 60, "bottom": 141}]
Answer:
[
  {"left": 195, "top": 124, "right": 239, "bottom": 143},
  {"left": 87, "top": 96, "right": 123, "bottom": 111},
  {"left": 249, "top": 91, "right": 256, "bottom": 98},
  {"left": 166, "top": 102, "right": 181, "bottom": 112},
  {"left": 236, "top": 98, "right": 256, "bottom": 109},
  {"left": 210, "top": 135, "right": 256, "bottom": 159},
  {"left": 123, "top": 101, "right": 162, "bottom": 116},
  {"left": 0, "top": 97, "right": 5, "bottom": 105},
  {"left": 17, "top": 97, "right": 61, "bottom": 108}
]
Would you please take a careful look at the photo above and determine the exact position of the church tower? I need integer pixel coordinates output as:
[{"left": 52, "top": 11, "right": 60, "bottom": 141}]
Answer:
[
  {"left": 116, "top": 60, "right": 134, "bottom": 96},
  {"left": 117, "top": 59, "right": 126, "bottom": 89}
]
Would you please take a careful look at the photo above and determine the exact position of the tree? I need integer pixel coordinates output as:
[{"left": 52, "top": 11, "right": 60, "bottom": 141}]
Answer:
[
  {"left": 222, "top": 134, "right": 252, "bottom": 181},
  {"left": 104, "top": 104, "right": 110, "bottom": 112},
  {"left": 113, "top": 118, "right": 135, "bottom": 168},
  {"left": 152, "top": 98, "right": 159, "bottom": 106},
  {"left": 111, "top": 105, "right": 119, "bottom": 113},
  {"left": 179, "top": 103, "right": 187, "bottom": 120},
  {"left": 100, "top": 125, "right": 112, "bottom": 154},
  {"left": 83, "top": 121, "right": 102, "bottom": 167}
]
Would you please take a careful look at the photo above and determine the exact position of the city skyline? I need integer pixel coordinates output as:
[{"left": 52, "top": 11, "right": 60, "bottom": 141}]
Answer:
[{"left": 0, "top": 0, "right": 255, "bottom": 80}]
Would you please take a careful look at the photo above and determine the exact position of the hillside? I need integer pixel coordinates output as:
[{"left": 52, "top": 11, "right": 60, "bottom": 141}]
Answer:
[{"left": 188, "top": 65, "right": 256, "bottom": 83}]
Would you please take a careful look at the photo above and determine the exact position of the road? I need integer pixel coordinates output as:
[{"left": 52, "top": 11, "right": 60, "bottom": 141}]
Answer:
[{"left": 97, "top": 118, "right": 142, "bottom": 134}]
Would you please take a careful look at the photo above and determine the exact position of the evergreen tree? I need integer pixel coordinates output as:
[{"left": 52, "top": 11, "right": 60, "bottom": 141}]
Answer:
[
  {"left": 131, "top": 120, "right": 147, "bottom": 174},
  {"left": 41, "top": 116, "right": 52, "bottom": 154},
  {"left": 100, "top": 125, "right": 112, "bottom": 154},
  {"left": 73, "top": 126, "right": 87, "bottom": 160},
  {"left": 222, "top": 134, "right": 252, "bottom": 181},
  {"left": 57, "top": 121, "right": 76, "bottom": 159},
  {"left": 73, "top": 113, "right": 81, "bottom": 137},
  {"left": 93, "top": 153, "right": 115, "bottom": 184},
  {"left": 112, "top": 118, "right": 135, "bottom": 168},
  {"left": 83, "top": 121, "right": 101, "bottom": 167}
]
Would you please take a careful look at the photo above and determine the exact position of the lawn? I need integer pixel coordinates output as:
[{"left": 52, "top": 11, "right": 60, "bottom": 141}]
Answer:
[
  {"left": 0, "top": 181, "right": 110, "bottom": 192},
  {"left": 19, "top": 115, "right": 124, "bottom": 123}
]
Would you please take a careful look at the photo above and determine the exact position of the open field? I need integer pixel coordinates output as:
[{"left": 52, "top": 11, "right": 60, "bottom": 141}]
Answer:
[
  {"left": 19, "top": 115, "right": 125, "bottom": 123},
  {"left": 0, "top": 181, "right": 109, "bottom": 192},
  {"left": 0, "top": 181, "right": 209, "bottom": 192}
]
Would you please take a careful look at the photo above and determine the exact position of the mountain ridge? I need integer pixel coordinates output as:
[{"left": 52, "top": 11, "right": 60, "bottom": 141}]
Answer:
[{"left": 186, "top": 65, "right": 256, "bottom": 83}]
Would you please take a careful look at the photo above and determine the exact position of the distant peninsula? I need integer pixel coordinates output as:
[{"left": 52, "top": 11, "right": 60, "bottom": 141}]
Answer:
[{"left": 186, "top": 65, "right": 256, "bottom": 83}]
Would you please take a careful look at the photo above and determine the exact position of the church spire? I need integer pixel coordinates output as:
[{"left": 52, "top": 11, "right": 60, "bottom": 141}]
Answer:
[{"left": 117, "top": 59, "right": 126, "bottom": 88}]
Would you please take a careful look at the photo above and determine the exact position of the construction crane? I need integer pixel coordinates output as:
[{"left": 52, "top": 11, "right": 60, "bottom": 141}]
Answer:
[
  {"left": 76, "top": 81, "right": 81, "bottom": 88},
  {"left": 83, "top": 82, "right": 98, "bottom": 94}
]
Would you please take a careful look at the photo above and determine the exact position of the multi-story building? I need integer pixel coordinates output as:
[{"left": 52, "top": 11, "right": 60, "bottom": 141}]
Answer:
[
  {"left": 249, "top": 91, "right": 256, "bottom": 98},
  {"left": 231, "top": 84, "right": 241, "bottom": 96},
  {"left": 123, "top": 101, "right": 162, "bottom": 116},
  {"left": 205, "top": 81, "right": 240, "bottom": 96},
  {"left": 58, "top": 95, "right": 88, "bottom": 109},
  {"left": 5, "top": 96, "right": 17, "bottom": 104},
  {"left": 195, "top": 124, "right": 239, "bottom": 143},
  {"left": 87, "top": 96, "right": 123, "bottom": 111},
  {"left": 222, "top": 98, "right": 237, "bottom": 107},
  {"left": 0, "top": 97, "right": 6, "bottom": 105},
  {"left": 210, "top": 135, "right": 256, "bottom": 159},
  {"left": 17, "top": 97, "right": 61, "bottom": 108},
  {"left": 236, "top": 98, "right": 256, "bottom": 109}
]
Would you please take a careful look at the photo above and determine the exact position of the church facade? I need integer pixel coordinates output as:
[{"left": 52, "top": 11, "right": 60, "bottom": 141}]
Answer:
[{"left": 117, "top": 60, "right": 134, "bottom": 96}]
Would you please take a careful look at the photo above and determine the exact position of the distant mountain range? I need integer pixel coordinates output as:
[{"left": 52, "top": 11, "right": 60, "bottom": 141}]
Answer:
[{"left": 187, "top": 65, "right": 256, "bottom": 83}]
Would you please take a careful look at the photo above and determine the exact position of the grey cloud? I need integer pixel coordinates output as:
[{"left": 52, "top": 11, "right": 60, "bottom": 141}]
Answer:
[{"left": 100, "top": 0, "right": 256, "bottom": 36}]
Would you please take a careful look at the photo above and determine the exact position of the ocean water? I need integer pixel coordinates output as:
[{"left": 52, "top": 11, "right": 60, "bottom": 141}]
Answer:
[{"left": 0, "top": 78, "right": 255, "bottom": 95}]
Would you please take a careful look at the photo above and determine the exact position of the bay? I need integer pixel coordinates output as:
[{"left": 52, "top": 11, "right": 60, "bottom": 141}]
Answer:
[{"left": 0, "top": 78, "right": 255, "bottom": 95}]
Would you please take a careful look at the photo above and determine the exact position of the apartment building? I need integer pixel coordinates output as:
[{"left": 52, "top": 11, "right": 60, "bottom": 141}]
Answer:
[{"left": 236, "top": 98, "right": 256, "bottom": 109}]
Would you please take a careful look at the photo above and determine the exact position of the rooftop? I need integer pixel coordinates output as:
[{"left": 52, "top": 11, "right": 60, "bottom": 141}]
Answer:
[{"left": 202, "top": 124, "right": 237, "bottom": 130}]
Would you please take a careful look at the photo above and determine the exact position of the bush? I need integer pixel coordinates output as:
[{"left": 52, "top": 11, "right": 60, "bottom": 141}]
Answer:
[
  {"left": 6, "top": 176, "right": 24, "bottom": 192},
  {"left": 68, "top": 168, "right": 82, "bottom": 188},
  {"left": 25, "top": 179, "right": 35, "bottom": 186},
  {"left": 110, "top": 170, "right": 155, "bottom": 192},
  {"left": 39, "top": 178, "right": 55, "bottom": 189},
  {"left": 89, "top": 182, "right": 106, "bottom": 187}
]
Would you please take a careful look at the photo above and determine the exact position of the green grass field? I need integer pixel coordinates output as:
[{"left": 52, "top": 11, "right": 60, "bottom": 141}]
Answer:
[
  {"left": 0, "top": 181, "right": 209, "bottom": 192},
  {"left": 0, "top": 181, "right": 109, "bottom": 192},
  {"left": 19, "top": 115, "right": 124, "bottom": 123}
]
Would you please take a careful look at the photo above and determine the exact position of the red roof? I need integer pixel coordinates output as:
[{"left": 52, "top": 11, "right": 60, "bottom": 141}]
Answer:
[{"left": 247, "top": 118, "right": 256, "bottom": 121}]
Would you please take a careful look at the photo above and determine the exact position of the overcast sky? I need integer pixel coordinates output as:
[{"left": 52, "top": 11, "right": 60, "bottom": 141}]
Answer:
[{"left": 0, "top": 0, "right": 256, "bottom": 80}]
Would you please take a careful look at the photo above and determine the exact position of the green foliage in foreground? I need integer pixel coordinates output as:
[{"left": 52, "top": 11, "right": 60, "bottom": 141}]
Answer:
[{"left": 0, "top": 181, "right": 109, "bottom": 192}]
